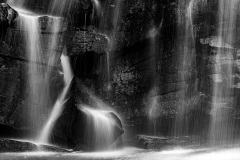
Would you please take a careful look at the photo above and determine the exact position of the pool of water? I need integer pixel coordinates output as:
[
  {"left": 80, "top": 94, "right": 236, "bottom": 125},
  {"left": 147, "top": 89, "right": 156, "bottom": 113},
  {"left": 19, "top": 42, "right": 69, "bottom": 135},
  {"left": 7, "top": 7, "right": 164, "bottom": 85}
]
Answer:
[{"left": 1, "top": 147, "right": 240, "bottom": 160}]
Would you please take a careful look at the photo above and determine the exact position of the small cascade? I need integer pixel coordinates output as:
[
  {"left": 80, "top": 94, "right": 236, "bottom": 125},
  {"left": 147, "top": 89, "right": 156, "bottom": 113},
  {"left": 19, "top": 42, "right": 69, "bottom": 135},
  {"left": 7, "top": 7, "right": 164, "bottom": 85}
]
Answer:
[
  {"left": 209, "top": 0, "right": 237, "bottom": 146},
  {"left": 38, "top": 52, "right": 73, "bottom": 144},
  {"left": 79, "top": 105, "right": 115, "bottom": 150},
  {"left": 173, "top": 0, "right": 196, "bottom": 138},
  {"left": 92, "top": 0, "right": 101, "bottom": 18}
]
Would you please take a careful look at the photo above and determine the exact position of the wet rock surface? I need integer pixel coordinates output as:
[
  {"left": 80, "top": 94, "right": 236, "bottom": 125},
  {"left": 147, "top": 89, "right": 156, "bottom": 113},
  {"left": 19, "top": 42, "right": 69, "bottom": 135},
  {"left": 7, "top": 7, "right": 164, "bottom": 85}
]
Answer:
[
  {"left": 0, "top": 139, "right": 70, "bottom": 152},
  {"left": 135, "top": 135, "right": 198, "bottom": 150}
]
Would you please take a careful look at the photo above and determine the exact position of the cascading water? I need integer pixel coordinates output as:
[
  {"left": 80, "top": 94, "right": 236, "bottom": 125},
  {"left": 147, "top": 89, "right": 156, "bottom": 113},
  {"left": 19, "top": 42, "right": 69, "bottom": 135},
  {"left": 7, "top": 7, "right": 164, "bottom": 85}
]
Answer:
[
  {"left": 209, "top": 0, "right": 237, "bottom": 146},
  {"left": 7, "top": 0, "right": 73, "bottom": 143},
  {"left": 37, "top": 0, "right": 72, "bottom": 144},
  {"left": 38, "top": 51, "right": 73, "bottom": 144},
  {"left": 92, "top": 0, "right": 101, "bottom": 18},
  {"left": 17, "top": 11, "right": 45, "bottom": 133},
  {"left": 173, "top": 0, "right": 196, "bottom": 138},
  {"left": 79, "top": 105, "right": 115, "bottom": 150}
]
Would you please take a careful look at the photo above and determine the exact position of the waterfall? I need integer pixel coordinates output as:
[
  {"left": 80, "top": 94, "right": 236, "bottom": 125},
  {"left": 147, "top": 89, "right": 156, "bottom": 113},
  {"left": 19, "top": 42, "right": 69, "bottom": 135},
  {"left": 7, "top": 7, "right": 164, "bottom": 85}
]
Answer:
[
  {"left": 209, "top": 0, "right": 237, "bottom": 146},
  {"left": 36, "top": 0, "right": 73, "bottom": 144},
  {"left": 37, "top": 15, "right": 73, "bottom": 144},
  {"left": 79, "top": 105, "right": 115, "bottom": 150},
  {"left": 173, "top": 0, "right": 196, "bottom": 138},
  {"left": 17, "top": 11, "right": 47, "bottom": 133},
  {"left": 38, "top": 51, "right": 73, "bottom": 144},
  {"left": 8, "top": 0, "right": 73, "bottom": 143}
]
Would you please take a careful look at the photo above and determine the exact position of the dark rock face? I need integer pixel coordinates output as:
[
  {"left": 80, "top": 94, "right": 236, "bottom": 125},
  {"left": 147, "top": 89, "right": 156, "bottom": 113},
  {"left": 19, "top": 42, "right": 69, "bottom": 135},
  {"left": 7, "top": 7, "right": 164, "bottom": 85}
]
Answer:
[
  {"left": 0, "top": 123, "right": 33, "bottom": 139},
  {"left": 66, "top": 31, "right": 108, "bottom": 56},
  {"left": 0, "top": 3, "right": 17, "bottom": 41},
  {"left": 0, "top": 55, "right": 27, "bottom": 128}
]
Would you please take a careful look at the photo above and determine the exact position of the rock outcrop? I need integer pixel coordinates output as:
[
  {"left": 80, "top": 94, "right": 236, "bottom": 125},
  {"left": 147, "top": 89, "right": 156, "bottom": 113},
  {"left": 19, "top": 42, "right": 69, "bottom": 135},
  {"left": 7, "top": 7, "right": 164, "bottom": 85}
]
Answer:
[{"left": 0, "top": 3, "right": 17, "bottom": 41}]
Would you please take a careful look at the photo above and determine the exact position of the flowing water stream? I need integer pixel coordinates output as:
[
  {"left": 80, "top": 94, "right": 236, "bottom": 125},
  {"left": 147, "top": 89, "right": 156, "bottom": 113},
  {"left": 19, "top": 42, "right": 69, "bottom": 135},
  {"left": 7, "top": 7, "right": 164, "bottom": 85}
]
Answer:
[
  {"left": 7, "top": 0, "right": 73, "bottom": 143},
  {"left": 38, "top": 52, "right": 73, "bottom": 144},
  {"left": 16, "top": 10, "right": 44, "bottom": 134}
]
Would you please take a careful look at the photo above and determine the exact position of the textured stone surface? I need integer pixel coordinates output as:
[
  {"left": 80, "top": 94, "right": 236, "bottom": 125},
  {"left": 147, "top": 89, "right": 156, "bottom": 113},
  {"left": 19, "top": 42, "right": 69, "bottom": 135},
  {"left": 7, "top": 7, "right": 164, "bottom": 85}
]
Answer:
[
  {"left": 0, "top": 3, "right": 17, "bottom": 23},
  {"left": 66, "top": 31, "right": 108, "bottom": 55},
  {"left": 39, "top": 16, "right": 68, "bottom": 33}
]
